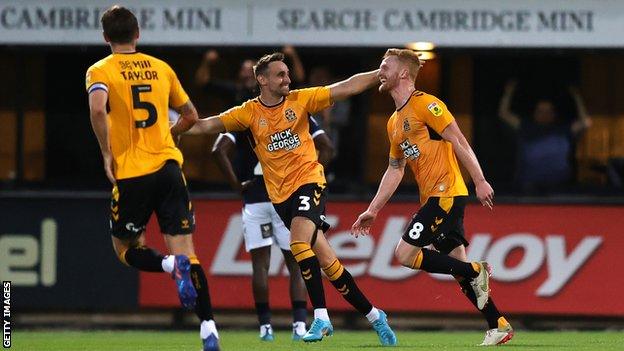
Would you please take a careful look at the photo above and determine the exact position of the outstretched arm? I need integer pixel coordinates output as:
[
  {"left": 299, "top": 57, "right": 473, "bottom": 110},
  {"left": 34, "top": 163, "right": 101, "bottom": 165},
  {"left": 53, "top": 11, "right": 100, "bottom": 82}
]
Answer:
[
  {"left": 328, "top": 69, "right": 380, "bottom": 102},
  {"left": 351, "top": 157, "right": 405, "bottom": 237},
  {"left": 170, "top": 100, "right": 199, "bottom": 136},
  {"left": 441, "top": 120, "right": 494, "bottom": 209},
  {"left": 88, "top": 89, "right": 115, "bottom": 185},
  {"left": 185, "top": 116, "right": 226, "bottom": 135},
  {"left": 498, "top": 80, "right": 521, "bottom": 130}
]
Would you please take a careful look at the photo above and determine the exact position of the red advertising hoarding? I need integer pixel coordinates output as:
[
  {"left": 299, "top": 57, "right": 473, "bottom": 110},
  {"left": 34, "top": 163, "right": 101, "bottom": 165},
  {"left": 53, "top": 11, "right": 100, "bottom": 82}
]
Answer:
[{"left": 140, "top": 200, "right": 624, "bottom": 316}]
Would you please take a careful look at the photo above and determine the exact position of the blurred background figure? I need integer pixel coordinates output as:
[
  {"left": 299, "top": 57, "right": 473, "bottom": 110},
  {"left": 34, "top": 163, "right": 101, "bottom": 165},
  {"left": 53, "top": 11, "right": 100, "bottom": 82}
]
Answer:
[
  {"left": 307, "top": 66, "right": 351, "bottom": 183},
  {"left": 498, "top": 80, "right": 592, "bottom": 193},
  {"left": 194, "top": 45, "right": 306, "bottom": 108}
]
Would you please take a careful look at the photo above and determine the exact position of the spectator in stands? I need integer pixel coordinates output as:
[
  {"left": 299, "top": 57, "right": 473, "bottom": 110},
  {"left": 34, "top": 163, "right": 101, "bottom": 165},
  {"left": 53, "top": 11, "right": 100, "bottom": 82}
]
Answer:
[
  {"left": 194, "top": 46, "right": 306, "bottom": 107},
  {"left": 498, "top": 80, "right": 592, "bottom": 192}
]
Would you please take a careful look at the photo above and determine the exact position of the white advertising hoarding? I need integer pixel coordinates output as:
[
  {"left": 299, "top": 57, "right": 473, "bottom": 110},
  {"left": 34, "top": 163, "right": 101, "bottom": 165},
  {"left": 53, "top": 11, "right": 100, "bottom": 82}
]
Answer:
[{"left": 0, "top": 0, "right": 620, "bottom": 47}]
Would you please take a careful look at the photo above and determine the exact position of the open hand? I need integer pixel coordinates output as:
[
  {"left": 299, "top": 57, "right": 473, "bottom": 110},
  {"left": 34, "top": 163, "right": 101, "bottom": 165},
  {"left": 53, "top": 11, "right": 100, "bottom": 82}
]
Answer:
[{"left": 351, "top": 210, "right": 377, "bottom": 237}]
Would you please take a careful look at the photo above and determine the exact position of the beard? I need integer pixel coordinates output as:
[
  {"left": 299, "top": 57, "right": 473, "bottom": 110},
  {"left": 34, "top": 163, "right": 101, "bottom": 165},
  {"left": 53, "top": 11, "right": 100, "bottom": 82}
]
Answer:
[{"left": 378, "top": 81, "right": 391, "bottom": 93}]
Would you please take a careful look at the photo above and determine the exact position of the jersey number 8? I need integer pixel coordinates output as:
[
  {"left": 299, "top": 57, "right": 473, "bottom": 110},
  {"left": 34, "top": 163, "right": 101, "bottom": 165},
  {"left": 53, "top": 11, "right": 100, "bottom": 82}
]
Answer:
[{"left": 408, "top": 222, "right": 424, "bottom": 240}]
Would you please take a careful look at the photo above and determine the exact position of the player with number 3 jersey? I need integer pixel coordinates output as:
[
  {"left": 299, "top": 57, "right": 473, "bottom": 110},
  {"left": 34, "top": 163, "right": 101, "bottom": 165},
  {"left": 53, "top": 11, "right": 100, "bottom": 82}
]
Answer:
[{"left": 187, "top": 52, "right": 397, "bottom": 346}]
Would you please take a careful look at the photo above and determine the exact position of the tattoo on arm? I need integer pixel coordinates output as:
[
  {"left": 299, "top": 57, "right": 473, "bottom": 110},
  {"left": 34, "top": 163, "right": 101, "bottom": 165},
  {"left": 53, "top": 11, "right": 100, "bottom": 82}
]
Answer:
[
  {"left": 174, "top": 101, "right": 195, "bottom": 116},
  {"left": 389, "top": 157, "right": 405, "bottom": 169}
]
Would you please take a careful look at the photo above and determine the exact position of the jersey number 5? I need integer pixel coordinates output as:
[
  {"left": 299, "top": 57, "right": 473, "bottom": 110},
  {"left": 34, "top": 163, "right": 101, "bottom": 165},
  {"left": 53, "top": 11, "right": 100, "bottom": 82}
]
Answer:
[{"left": 131, "top": 84, "right": 157, "bottom": 128}]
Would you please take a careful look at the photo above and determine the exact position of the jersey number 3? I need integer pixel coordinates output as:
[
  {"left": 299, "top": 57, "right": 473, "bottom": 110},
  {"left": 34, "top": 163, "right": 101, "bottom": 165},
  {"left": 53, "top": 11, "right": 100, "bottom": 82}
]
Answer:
[
  {"left": 298, "top": 196, "right": 310, "bottom": 211},
  {"left": 132, "top": 84, "right": 157, "bottom": 128}
]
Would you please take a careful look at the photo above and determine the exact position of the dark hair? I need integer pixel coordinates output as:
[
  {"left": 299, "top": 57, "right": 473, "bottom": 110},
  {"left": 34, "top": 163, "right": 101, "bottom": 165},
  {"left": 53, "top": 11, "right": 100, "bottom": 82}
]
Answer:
[
  {"left": 253, "top": 52, "right": 285, "bottom": 78},
  {"left": 101, "top": 5, "right": 139, "bottom": 44}
]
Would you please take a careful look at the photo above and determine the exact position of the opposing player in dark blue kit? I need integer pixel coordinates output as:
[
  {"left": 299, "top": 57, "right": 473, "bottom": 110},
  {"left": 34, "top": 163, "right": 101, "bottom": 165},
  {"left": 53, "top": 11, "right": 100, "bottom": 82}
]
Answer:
[{"left": 210, "top": 116, "right": 334, "bottom": 341}]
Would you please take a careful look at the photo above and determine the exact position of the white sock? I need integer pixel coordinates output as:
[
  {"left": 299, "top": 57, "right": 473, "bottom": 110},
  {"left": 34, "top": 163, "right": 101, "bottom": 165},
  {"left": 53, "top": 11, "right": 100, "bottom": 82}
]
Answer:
[
  {"left": 200, "top": 320, "right": 218, "bottom": 339},
  {"left": 313, "top": 308, "right": 330, "bottom": 322},
  {"left": 260, "top": 324, "right": 272, "bottom": 336},
  {"left": 162, "top": 255, "right": 175, "bottom": 273},
  {"left": 366, "top": 307, "right": 380, "bottom": 323},
  {"left": 293, "top": 321, "right": 306, "bottom": 334}
]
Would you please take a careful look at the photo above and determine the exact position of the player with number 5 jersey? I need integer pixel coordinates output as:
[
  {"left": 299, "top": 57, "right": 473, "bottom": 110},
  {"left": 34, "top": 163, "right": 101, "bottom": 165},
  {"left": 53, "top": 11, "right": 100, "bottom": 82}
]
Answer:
[
  {"left": 85, "top": 40, "right": 186, "bottom": 180},
  {"left": 85, "top": 5, "right": 220, "bottom": 351}
]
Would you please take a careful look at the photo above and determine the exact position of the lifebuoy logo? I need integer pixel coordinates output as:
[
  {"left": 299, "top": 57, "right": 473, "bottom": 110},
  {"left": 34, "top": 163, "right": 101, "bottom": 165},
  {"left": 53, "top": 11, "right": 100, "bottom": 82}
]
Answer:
[{"left": 210, "top": 214, "right": 602, "bottom": 297}]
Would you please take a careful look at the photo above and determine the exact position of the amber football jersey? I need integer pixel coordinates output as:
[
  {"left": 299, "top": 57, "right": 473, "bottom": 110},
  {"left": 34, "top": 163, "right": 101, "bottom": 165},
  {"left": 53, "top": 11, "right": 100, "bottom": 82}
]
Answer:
[
  {"left": 219, "top": 87, "right": 332, "bottom": 203},
  {"left": 387, "top": 91, "right": 468, "bottom": 204},
  {"left": 85, "top": 52, "right": 188, "bottom": 179}
]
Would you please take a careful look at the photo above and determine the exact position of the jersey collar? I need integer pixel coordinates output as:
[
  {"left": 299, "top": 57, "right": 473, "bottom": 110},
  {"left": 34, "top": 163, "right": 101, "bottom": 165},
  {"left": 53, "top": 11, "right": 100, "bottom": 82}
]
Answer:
[
  {"left": 258, "top": 96, "right": 285, "bottom": 108},
  {"left": 396, "top": 90, "right": 419, "bottom": 112}
]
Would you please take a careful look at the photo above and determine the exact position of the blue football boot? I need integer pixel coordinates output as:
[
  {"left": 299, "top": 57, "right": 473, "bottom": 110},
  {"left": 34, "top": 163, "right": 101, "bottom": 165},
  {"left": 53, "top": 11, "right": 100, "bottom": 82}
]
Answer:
[
  {"left": 172, "top": 255, "right": 197, "bottom": 310},
  {"left": 302, "top": 318, "right": 334, "bottom": 342},
  {"left": 372, "top": 310, "right": 397, "bottom": 346}
]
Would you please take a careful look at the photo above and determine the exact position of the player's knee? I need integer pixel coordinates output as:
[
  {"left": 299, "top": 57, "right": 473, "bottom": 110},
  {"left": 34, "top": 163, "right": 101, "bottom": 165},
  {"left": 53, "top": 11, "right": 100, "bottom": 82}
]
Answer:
[
  {"left": 395, "top": 250, "right": 413, "bottom": 267},
  {"left": 252, "top": 261, "right": 270, "bottom": 276},
  {"left": 395, "top": 245, "right": 421, "bottom": 268}
]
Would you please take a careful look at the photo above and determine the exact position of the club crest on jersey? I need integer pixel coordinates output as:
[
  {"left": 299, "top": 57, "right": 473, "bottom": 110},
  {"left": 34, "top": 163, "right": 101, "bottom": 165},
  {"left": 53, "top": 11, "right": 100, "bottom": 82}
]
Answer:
[
  {"left": 259, "top": 118, "right": 267, "bottom": 127},
  {"left": 403, "top": 119, "right": 411, "bottom": 131},
  {"left": 427, "top": 102, "right": 443, "bottom": 117},
  {"left": 285, "top": 108, "right": 297, "bottom": 122},
  {"left": 400, "top": 139, "right": 421, "bottom": 160}
]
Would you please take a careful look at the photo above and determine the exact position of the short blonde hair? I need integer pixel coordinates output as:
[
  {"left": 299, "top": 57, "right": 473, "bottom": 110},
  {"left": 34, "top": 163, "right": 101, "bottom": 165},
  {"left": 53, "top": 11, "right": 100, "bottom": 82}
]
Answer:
[{"left": 383, "top": 49, "right": 421, "bottom": 80}]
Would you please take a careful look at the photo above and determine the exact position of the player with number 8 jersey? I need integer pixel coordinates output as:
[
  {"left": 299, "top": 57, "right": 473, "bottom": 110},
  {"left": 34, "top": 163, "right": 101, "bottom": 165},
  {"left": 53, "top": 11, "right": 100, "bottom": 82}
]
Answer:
[{"left": 351, "top": 49, "right": 513, "bottom": 346}]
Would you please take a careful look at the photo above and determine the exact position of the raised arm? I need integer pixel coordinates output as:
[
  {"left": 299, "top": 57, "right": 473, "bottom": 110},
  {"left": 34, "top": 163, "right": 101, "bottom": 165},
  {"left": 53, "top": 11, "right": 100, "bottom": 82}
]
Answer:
[
  {"left": 282, "top": 45, "right": 306, "bottom": 84},
  {"left": 170, "top": 100, "right": 199, "bottom": 136},
  {"left": 569, "top": 86, "right": 592, "bottom": 135},
  {"left": 441, "top": 121, "right": 494, "bottom": 209},
  {"left": 351, "top": 157, "right": 406, "bottom": 237},
  {"left": 194, "top": 49, "right": 219, "bottom": 87},
  {"left": 328, "top": 69, "right": 380, "bottom": 102},
  {"left": 498, "top": 80, "right": 521, "bottom": 130},
  {"left": 88, "top": 89, "right": 115, "bottom": 184}
]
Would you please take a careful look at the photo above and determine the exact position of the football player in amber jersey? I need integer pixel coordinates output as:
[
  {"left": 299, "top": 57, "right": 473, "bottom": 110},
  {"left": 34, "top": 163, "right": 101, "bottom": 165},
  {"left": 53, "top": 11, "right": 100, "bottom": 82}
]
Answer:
[
  {"left": 188, "top": 53, "right": 397, "bottom": 346},
  {"left": 85, "top": 6, "right": 219, "bottom": 351},
  {"left": 352, "top": 49, "right": 513, "bottom": 346}
]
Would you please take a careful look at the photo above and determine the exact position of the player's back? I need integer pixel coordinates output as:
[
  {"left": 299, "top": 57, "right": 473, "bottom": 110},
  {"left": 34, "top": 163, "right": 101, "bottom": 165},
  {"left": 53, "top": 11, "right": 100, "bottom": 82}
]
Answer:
[{"left": 86, "top": 52, "right": 188, "bottom": 179}]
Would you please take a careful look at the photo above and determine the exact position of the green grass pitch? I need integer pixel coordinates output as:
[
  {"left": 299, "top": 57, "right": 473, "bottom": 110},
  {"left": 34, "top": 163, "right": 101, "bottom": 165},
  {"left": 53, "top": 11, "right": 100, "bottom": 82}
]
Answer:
[{"left": 14, "top": 330, "right": 623, "bottom": 350}]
